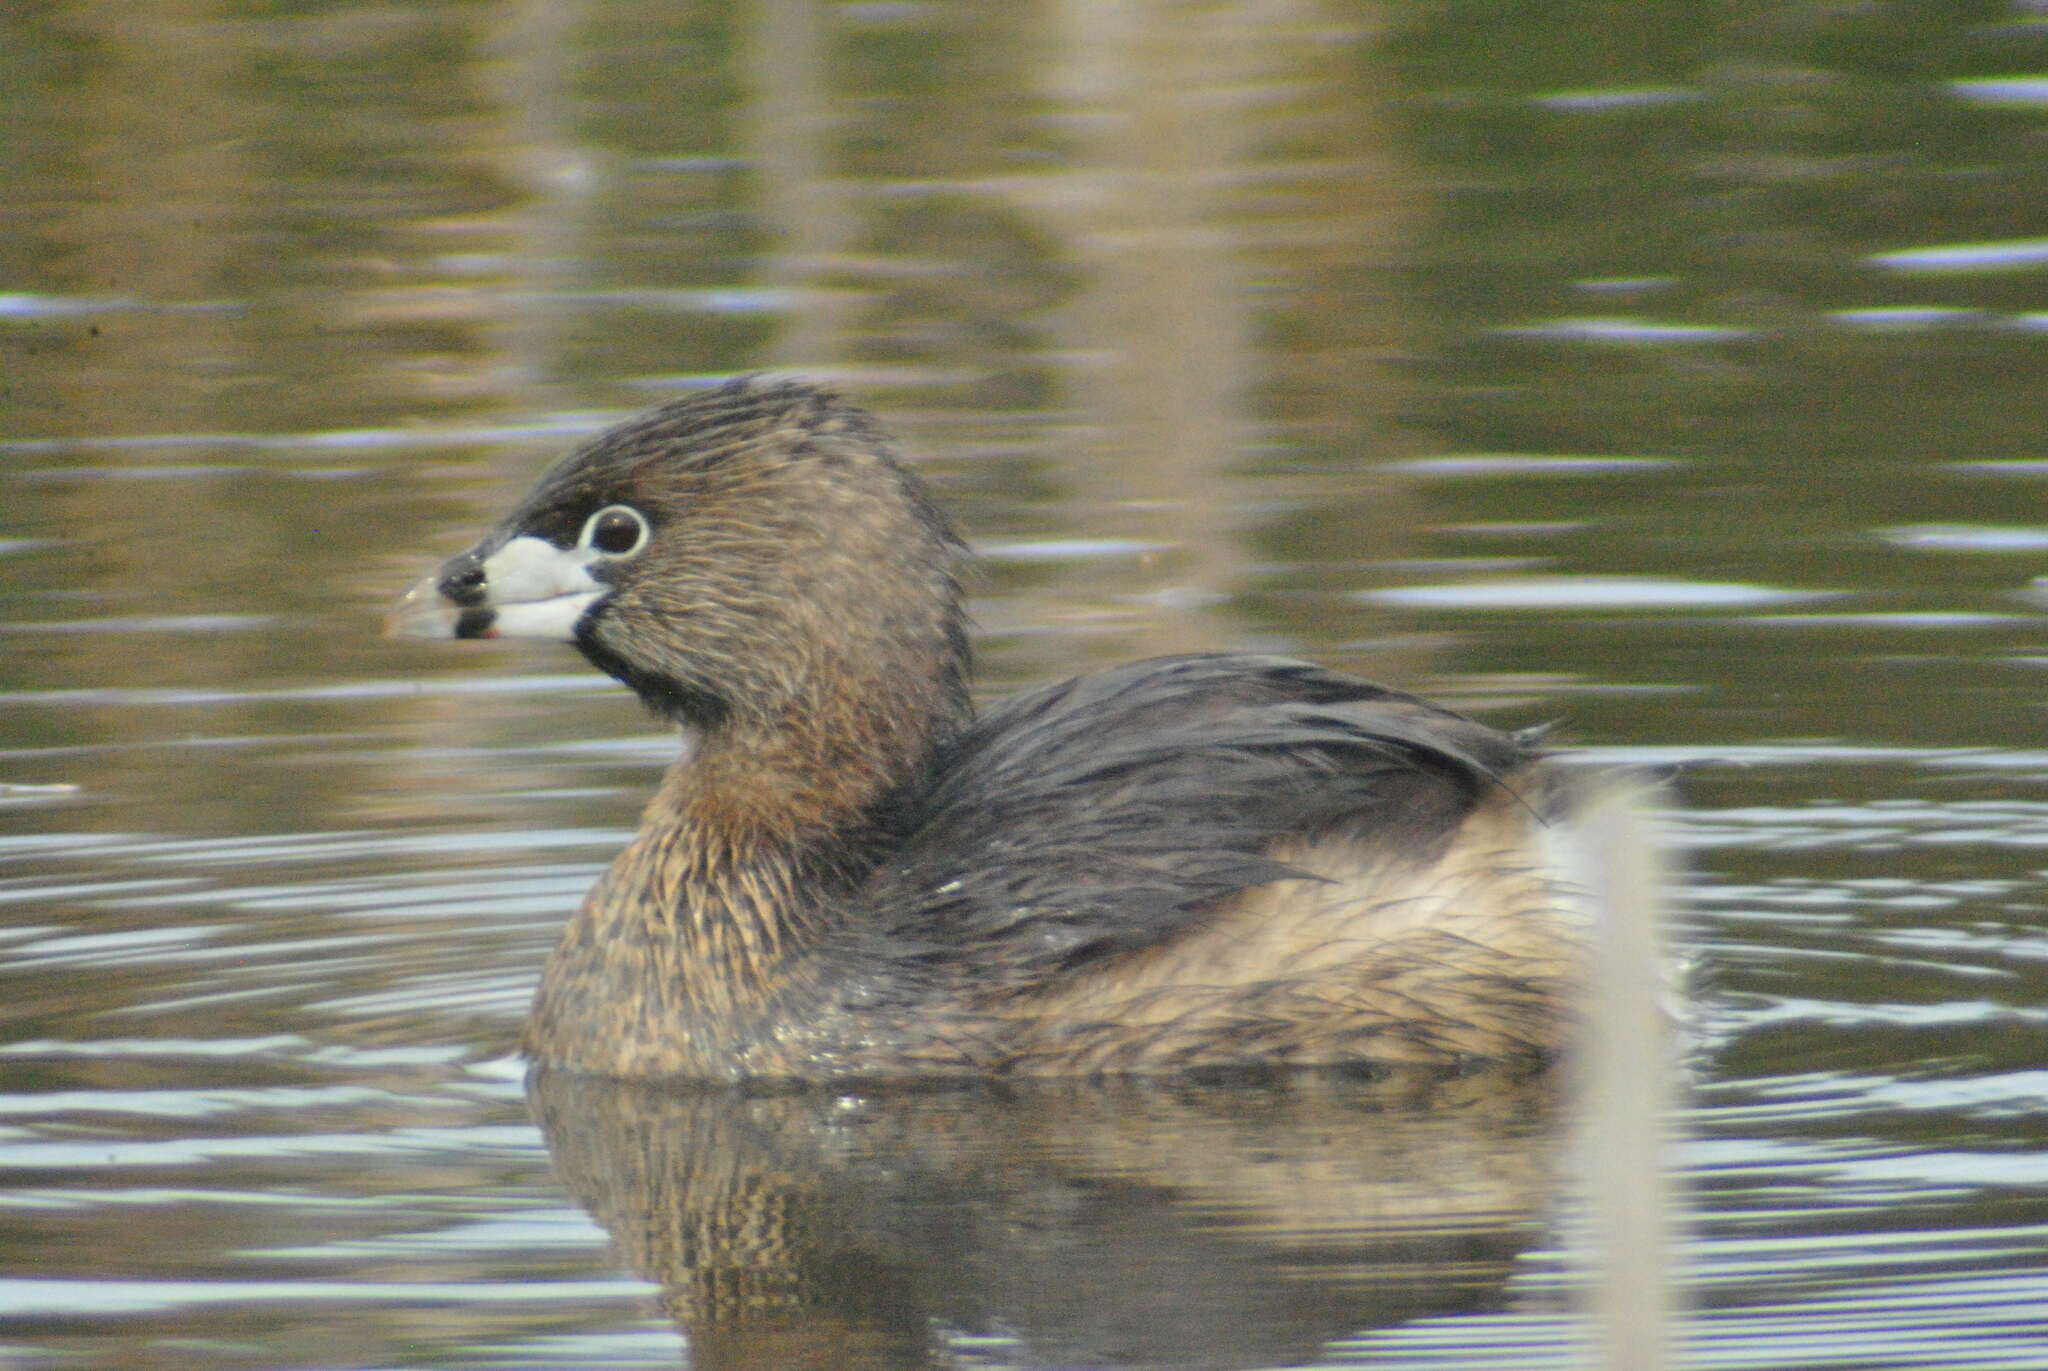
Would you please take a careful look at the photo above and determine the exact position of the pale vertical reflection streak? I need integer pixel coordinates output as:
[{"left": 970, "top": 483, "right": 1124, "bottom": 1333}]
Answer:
[
  {"left": 1031, "top": 0, "right": 1433, "bottom": 682},
  {"left": 52, "top": 0, "right": 243, "bottom": 438},
  {"left": 485, "top": 0, "right": 597, "bottom": 408},
  {"left": 1037, "top": 0, "right": 1258, "bottom": 661},
  {"left": 1569, "top": 782, "right": 1684, "bottom": 1371},
  {"left": 746, "top": 0, "right": 856, "bottom": 371}
]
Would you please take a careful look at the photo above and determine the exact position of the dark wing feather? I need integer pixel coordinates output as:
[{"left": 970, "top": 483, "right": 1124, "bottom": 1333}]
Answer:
[{"left": 858, "top": 653, "right": 1539, "bottom": 991}]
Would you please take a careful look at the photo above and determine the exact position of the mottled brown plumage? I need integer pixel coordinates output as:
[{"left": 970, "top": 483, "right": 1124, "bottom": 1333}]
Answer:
[{"left": 392, "top": 376, "right": 1629, "bottom": 1081}]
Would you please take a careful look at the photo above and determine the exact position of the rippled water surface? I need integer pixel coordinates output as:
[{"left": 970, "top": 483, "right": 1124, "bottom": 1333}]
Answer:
[{"left": 3, "top": 3, "right": 2046, "bottom": 1368}]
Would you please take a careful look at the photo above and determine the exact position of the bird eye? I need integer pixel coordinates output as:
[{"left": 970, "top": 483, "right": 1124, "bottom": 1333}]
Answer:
[{"left": 580, "top": 505, "right": 649, "bottom": 558}]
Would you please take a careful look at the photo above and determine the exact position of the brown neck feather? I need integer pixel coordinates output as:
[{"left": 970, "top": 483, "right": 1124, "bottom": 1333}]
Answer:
[{"left": 527, "top": 653, "right": 964, "bottom": 1077}]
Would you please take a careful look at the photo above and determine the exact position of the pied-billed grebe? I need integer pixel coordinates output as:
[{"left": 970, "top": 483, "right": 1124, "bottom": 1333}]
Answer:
[{"left": 392, "top": 377, "right": 1618, "bottom": 1081}]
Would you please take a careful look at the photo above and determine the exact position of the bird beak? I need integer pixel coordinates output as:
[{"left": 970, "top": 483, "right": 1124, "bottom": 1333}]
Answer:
[
  {"left": 386, "top": 536, "right": 606, "bottom": 642},
  {"left": 385, "top": 570, "right": 473, "bottom": 639}
]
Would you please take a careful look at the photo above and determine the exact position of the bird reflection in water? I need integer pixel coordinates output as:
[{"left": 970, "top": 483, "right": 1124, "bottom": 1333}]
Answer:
[{"left": 528, "top": 1066, "right": 1562, "bottom": 1371}]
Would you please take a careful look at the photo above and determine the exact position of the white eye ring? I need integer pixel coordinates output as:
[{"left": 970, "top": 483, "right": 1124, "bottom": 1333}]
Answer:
[{"left": 578, "top": 504, "right": 650, "bottom": 558}]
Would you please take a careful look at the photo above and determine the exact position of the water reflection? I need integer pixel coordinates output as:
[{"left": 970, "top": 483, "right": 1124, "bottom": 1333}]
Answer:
[{"left": 529, "top": 1068, "right": 1560, "bottom": 1371}]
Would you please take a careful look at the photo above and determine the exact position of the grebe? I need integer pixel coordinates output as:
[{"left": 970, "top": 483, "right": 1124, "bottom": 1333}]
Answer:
[{"left": 391, "top": 377, "right": 1605, "bottom": 1081}]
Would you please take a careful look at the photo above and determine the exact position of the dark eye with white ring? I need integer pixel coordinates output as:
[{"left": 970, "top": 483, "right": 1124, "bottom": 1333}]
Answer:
[{"left": 579, "top": 505, "right": 650, "bottom": 558}]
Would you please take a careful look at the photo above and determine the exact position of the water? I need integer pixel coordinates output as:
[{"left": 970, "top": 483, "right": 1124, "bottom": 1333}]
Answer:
[{"left": 2, "top": 2, "right": 2046, "bottom": 1367}]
